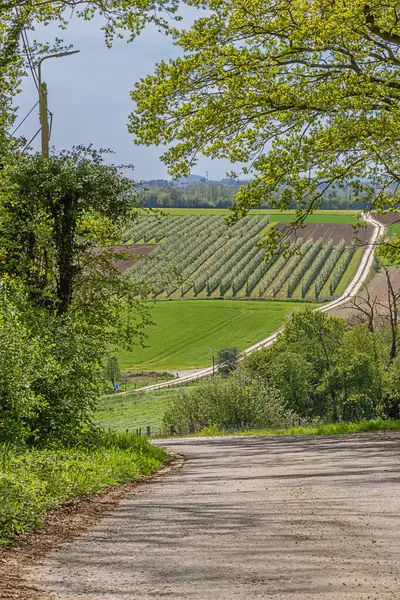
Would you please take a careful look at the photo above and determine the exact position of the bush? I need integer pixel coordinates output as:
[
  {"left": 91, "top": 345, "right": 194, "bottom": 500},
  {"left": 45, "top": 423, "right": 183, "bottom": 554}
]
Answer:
[
  {"left": 217, "top": 346, "right": 240, "bottom": 373},
  {"left": 0, "top": 279, "right": 124, "bottom": 445},
  {"left": 163, "top": 373, "right": 296, "bottom": 434}
]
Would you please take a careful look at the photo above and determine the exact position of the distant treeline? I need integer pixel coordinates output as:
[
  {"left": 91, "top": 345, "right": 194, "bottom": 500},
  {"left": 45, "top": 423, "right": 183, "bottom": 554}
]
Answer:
[{"left": 139, "top": 181, "right": 370, "bottom": 210}]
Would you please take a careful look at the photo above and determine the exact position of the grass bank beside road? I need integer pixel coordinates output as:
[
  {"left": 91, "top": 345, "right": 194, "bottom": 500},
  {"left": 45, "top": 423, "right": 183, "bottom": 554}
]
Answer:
[
  {"left": 0, "top": 433, "right": 167, "bottom": 547},
  {"left": 195, "top": 419, "right": 400, "bottom": 438}
]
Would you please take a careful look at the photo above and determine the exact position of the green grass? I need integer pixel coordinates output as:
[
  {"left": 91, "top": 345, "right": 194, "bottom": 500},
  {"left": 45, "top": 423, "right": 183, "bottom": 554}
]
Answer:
[
  {"left": 160, "top": 208, "right": 358, "bottom": 222},
  {"left": 192, "top": 419, "right": 400, "bottom": 437},
  {"left": 334, "top": 248, "right": 364, "bottom": 295},
  {"left": 388, "top": 223, "right": 400, "bottom": 236},
  {"left": 96, "top": 387, "right": 186, "bottom": 433},
  {"left": 120, "top": 300, "right": 313, "bottom": 371},
  {"left": 0, "top": 433, "right": 167, "bottom": 547},
  {"left": 240, "top": 419, "right": 400, "bottom": 436},
  {"left": 268, "top": 213, "right": 358, "bottom": 224}
]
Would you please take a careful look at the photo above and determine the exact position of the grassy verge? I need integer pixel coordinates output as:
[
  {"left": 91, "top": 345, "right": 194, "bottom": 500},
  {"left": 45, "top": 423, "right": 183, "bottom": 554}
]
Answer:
[
  {"left": 0, "top": 433, "right": 167, "bottom": 547},
  {"left": 193, "top": 419, "right": 400, "bottom": 437}
]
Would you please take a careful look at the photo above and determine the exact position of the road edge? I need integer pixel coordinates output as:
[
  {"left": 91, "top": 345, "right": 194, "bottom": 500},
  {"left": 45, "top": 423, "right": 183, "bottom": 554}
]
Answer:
[{"left": 0, "top": 451, "right": 185, "bottom": 600}]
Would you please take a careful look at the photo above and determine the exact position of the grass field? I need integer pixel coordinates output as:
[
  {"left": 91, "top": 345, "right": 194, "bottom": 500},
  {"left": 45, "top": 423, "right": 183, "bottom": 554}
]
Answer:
[
  {"left": 96, "top": 387, "right": 186, "bottom": 433},
  {"left": 119, "top": 300, "right": 313, "bottom": 371},
  {"left": 268, "top": 213, "right": 359, "bottom": 224},
  {"left": 160, "top": 208, "right": 358, "bottom": 223},
  {"left": 389, "top": 223, "right": 400, "bottom": 236}
]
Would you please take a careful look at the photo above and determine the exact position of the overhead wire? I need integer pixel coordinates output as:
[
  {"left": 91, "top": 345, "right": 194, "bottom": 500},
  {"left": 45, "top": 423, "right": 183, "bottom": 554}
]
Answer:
[
  {"left": 14, "top": 5, "right": 39, "bottom": 92},
  {"left": 21, "top": 128, "right": 41, "bottom": 152},
  {"left": 10, "top": 101, "right": 39, "bottom": 136},
  {"left": 48, "top": 109, "right": 53, "bottom": 141},
  {"left": 14, "top": 6, "right": 58, "bottom": 149}
]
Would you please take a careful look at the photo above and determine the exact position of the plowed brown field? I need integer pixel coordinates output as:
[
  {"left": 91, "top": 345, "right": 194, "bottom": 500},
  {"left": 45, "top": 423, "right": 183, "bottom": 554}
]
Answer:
[
  {"left": 373, "top": 213, "right": 400, "bottom": 225},
  {"left": 276, "top": 222, "right": 372, "bottom": 245}
]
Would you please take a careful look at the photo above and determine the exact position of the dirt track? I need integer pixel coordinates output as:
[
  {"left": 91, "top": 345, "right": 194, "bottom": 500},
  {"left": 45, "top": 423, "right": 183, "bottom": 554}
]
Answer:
[{"left": 28, "top": 434, "right": 400, "bottom": 599}]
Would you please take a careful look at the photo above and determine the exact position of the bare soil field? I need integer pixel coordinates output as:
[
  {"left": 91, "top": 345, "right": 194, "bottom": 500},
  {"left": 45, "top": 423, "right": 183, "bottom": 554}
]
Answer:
[
  {"left": 372, "top": 213, "right": 400, "bottom": 225},
  {"left": 20, "top": 433, "right": 400, "bottom": 600},
  {"left": 106, "top": 244, "right": 158, "bottom": 271},
  {"left": 335, "top": 267, "right": 400, "bottom": 322},
  {"left": 276, "top": 222, "right": 372, "bottom": 245}
]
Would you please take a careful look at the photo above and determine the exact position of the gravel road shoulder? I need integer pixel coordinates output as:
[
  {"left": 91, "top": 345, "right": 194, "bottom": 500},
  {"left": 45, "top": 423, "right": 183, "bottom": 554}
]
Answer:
[{"left": 20, "top": 432, "right": 400, "bottom": 600}]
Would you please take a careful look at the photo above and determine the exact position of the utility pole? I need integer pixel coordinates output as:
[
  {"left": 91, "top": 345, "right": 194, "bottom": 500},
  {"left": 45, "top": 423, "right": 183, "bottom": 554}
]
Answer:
[
  {"left": 38, "top": 50, "right": 80, "bottom": 158},
  {"left": 208, "top": 348, "right": 215, "bottom": 376},
  {"left": 39, "top": 81, "right": 49, "bottom": 157}
]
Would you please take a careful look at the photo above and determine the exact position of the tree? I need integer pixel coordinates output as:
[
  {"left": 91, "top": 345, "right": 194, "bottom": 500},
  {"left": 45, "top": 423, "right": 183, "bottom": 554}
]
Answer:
[
  {"left": 217, "top": 347, "right": 240, "bottom": 374},
  {"left": 104, "top": 356, "right": 121, "bottom": 388},
  {"left": 163, "top": 374, "right": 295, "bottom": 433},
  {"left": 0, "top": 0, "right": 180, "bottom": 160},
  {"left": 0, "top": 148, "right": 153, "bottom": 443},
  {"left": 344, "top": 265, "right": 400, "bottom": 360},
  {"left": 0, "top": 147, "right": 141, "bottom": 315},
  {"left": 131, "top": 0, "right": 400, "bottom": 256},
  {"left": 243, "top": 308, "right": 394, "bottom": 423}
]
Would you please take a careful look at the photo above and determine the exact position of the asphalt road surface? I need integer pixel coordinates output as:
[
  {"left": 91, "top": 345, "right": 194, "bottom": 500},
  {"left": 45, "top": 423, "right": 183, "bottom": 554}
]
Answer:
[{"left": 29, "top": 433, "right": 400, "bottom": 599}]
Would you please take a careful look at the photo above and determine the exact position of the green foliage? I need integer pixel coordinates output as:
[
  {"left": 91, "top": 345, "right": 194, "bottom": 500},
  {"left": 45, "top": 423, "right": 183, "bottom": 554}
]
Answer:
[
  {"left": 217, "top": 347, "right": 240, "bottom": 373},
  {"left": 163, "top": 374, "right": 295, "bottom": 433},
  {"left": 0, "top": 148, "right": 139, "bottom": 314},
  {"left": 5, "top": 1, "right": 179, "bottom": 47},
  {"left": 0, "top": 279, "right": 46, "bottom": 443},
  {"left": 104, "top": 356, "right": 122, "bottom": 387},
  {"left": 244, "top": 308, "right": 398, "bottom": 423},
  {"left": 0, "top": 151, "right": 153, "bottom": 445},
  {"left": 0, "top": 432, "right": 166, "bottom": 547},
  {"left": 130, "top": 1, "right": 400, "bottom": 257}
]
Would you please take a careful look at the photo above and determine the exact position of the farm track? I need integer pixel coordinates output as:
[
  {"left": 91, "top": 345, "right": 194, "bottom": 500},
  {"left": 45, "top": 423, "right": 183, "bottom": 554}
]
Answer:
[
  {"left": 135, "top": 213, "right": 384, "bottom": 392},
  {"left": 28, "top": 433, "right": 400, "bottom": 599}
]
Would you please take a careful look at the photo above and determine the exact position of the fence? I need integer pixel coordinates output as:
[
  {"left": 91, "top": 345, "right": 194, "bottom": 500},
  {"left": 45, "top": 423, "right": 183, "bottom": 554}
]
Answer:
[{"left": 122, "top": 417, "right": 310, "bottom": 439}]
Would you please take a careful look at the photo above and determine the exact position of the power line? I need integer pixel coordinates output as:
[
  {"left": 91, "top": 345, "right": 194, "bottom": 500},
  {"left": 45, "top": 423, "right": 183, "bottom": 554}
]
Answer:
[
  {"left": 10, "top": 101, "right": 39, "bottom": 136},
  {"left": 48, "top": 109, "right": 53, "bottom": 141},
  {"left": 21, "top": 27, "right": 39, "bottom": 91},
  {"left": 14, "top": 5, "right": 39, "bottom": 91},
  {"left": 21, "top": 127, "right": 41, "bottom": 152}
]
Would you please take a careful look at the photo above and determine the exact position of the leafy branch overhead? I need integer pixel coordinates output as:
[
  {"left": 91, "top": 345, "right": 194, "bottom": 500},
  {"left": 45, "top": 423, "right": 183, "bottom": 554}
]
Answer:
[
  {"left": 0, "top": 0, "right": 180, "bottom": 159},
  {"left": 130, "top": 0, "right": 400, "bottom": 253}
]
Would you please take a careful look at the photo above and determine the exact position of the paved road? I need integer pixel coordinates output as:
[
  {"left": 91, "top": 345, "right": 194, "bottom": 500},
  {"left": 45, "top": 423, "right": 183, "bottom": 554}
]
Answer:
[{"left": 30, "top": 434, "right": 400, "bottom": 599}]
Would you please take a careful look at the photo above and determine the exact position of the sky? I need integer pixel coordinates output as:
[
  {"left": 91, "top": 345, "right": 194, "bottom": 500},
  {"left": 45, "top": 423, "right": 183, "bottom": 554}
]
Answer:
[{"left": 15, "top": 7, "right": 235, "bottom": 181}]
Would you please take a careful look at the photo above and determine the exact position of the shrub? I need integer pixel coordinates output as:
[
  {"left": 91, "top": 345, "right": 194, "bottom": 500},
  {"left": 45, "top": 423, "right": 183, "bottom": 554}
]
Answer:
[
  {"left": 217, "top": 347, "right": 241, "bottom": 373},
  {"left": 163, "top": 374, "right": 296, "bottom": 433}
]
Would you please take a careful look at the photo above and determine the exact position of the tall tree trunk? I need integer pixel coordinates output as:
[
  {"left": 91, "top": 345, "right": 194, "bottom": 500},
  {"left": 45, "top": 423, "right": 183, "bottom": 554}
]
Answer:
[{"left": 56, "top": 194, "right": 77, "bottom": 315}]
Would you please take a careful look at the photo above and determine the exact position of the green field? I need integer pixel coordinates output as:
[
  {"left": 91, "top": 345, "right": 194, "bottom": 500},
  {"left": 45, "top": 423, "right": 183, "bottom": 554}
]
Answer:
[
  {"left": 159, "top": 208, "right": 358, "bottom": 223},
  {"left": 268, "top": 213, "right": 358, "bottom": 224},
  {"left": 119, "top": 300, "right": 312, "bottom": 371},
  {"left": 389, "top": 223, "right": 400, "bottom": 236},
  {"left": 96, "top": 387, "right": 185, "bottom": 434}
]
